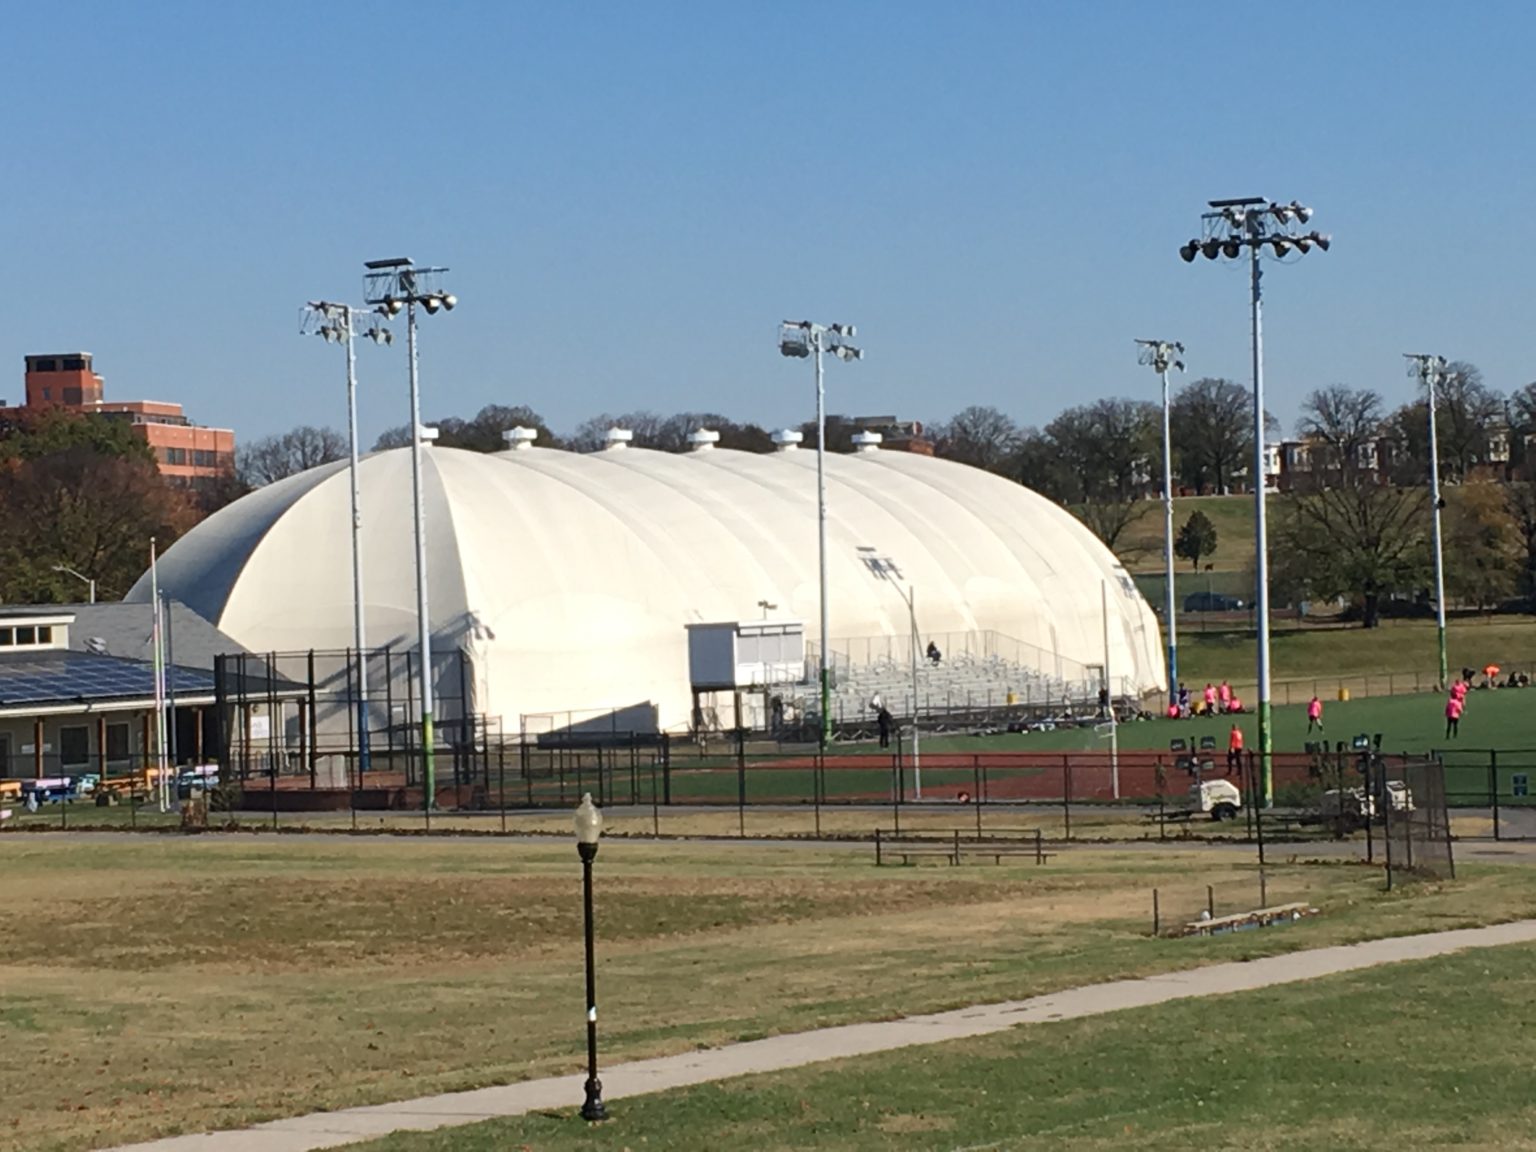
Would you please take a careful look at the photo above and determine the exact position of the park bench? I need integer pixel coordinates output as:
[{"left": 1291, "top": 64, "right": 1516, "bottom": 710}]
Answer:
[{"left": 874, "top": 827, "right": 1055, "bottom": 866}]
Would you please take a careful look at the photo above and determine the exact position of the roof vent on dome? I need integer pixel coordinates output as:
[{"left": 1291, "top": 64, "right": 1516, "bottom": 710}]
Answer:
[
  {"left": 851, "top": 431, "right": 882, "bottom": 453},
  {"left": 502, "top": 426, "right": 539, "bottom": 450},
  {"left": 772, "top": 429, "right": 804, "bottom": 451},
  {"left": 687, "top": 428, "right": 720, "bottom": 451},
  {"left": 604, "top": 428, "right": 634, "bottom": 450}
]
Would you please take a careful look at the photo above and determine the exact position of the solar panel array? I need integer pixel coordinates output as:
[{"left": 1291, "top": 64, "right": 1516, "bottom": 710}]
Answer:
[{"left": 0, "top": 651, "right": 216, "bottom": 708}]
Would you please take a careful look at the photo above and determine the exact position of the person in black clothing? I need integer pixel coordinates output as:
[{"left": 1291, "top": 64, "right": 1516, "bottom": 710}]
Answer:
[
  {"left": 876, "top": 705, "right": 893, "bottom": 748},
  {"left": 927, "top": 641, "right": 942, "bottom": 666}
]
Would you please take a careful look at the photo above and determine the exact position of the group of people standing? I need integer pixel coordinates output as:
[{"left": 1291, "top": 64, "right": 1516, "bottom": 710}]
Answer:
[{"left": 1168, "top": 680, "right": 1244, "bottom": 720}]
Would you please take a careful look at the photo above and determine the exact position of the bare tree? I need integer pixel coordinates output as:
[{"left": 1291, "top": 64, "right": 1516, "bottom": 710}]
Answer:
[
  {"left": 1434, "top": 361, "right": 1505, "bottom": 482},
  {"left": 237, "top": 426, "right": 347, "bottom": 487},
  {"left": 1074, "top": 499, "right": 1153, "bottom": 562},
  {"left": 1169, "top": 378, "right": 1252, "bottom": 494},
  {"left": 1046, "top": 398, "right": 1158, "bottom": 502},
  {"left": 933, "top": 406, "right": 1021, "bottom": 473},
  {"left": 1504, "top": 479, "right": 1536, "bottom": 605},
  {"left": 1274, "top": 484, "right": 1428, "bottom": 628},
  {"left": 1297, "top": 384, "right": 1384, "bottom": 482}
]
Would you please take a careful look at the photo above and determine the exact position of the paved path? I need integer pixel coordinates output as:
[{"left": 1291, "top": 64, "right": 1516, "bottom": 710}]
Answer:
[{"left": 107, "top": 918, "right": 1536, "bottom": 1152}]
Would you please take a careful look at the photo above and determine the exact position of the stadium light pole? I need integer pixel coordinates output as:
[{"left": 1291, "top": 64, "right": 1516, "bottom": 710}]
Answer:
[
  {"left": 364, "top": 260, "right": 455, "bottom": 806},
  {"left": 1135, "top": 339, "right": 1185, "bottom": 714},
  {"left": 51, "top": 564, "right": 95, "bottom": 604},
  {"left": 1180, "top": 198, "right": 1330, "bottom": 808},
  {"left": 1405, "top": 353, "right": 1450, "bottom": 688},
  {"left": 302, "top": 302, "right": 394, "bottom": 777},
  {"left": 778, "top": 321, "right": 862, "bottom": 750}
]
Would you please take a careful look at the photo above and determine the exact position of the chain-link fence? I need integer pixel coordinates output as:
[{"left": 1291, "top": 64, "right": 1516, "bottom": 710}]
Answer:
[
  {"left": 1435, "top": 748, "right": 1536, "bottom": 840},
  {"left": 1383, "top": 757, "right": 1455, "bottom": 885}
]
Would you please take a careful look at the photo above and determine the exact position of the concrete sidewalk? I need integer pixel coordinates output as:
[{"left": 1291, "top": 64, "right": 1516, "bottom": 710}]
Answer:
[{"left": 108, "top": 918, "right": 1536, "bottom": 1152}]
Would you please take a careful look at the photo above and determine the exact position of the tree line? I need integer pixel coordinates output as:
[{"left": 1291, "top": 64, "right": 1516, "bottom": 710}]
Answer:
[{"left": 7, "top": 367, "right": 1534, "bottom": 620}]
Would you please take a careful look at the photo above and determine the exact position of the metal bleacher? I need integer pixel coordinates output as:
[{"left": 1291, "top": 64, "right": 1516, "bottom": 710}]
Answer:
[{"left": 784, "top": 633, "right": 1104, "bottom": 735}]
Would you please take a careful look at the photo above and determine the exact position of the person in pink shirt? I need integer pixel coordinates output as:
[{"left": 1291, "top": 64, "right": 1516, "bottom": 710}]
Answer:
[
  {"left": 1451, "top": 678, "right": 1469, "bottom": 702},
  {"left": 1203, "top": 683, "right": 1217, "bottom": 715},
  {"left": 1307, "top": 694, "right": 1323, "bottom": 734},
  {"left": 1445, "top": 693, "right": 1464, "bottom": 739},
  {"left": 1218, "top": 680, "right": 1232, "bottom": 712}
]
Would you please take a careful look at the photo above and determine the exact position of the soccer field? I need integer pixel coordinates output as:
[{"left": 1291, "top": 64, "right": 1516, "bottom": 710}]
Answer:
[{"left": 915, "top": 686, "right": 1533, "bottom": 758}]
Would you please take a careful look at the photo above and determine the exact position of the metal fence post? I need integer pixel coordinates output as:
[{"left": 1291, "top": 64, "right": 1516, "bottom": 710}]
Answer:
[
  {"left": 1490, "top": 749, "right": 1500, "bottom": 841},
  {"left": 1063, "top": 755, "right": 1072, "bottom": 842}
]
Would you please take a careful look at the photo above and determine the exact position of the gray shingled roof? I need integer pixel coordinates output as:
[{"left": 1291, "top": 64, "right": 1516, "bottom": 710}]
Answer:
[{"left": 56, "top": 601, "right": 250, "bottom": 671}]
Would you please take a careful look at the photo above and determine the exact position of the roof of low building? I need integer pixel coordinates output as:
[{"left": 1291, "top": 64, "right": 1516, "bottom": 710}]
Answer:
[
  {"left": 0, "top": 650, "right": 216, "bottom": 715},
  {"left": 56, "top": 600, "right": 250, "bottom": 670}
]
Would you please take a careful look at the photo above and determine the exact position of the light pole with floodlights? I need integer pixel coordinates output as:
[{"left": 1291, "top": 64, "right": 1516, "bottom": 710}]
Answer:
[
  {"left": 1135, "top": 338, "right": 1185, "bottom": 713},
  {"left": 363, "top": 259, "right": 455, "bottom": 805},
  {"left": 778, "top": 321, "right": 862, "bottom": 750},
  {"left": 51, "top": 564, "right": 95, "bottom": 604},
  {"left": 302, "top": 301, "right": 394, "bottom": 776},
  {"left": 1180, "top": 198, "right": 1331, "bottom": 807},
  {"left": 1405, "top": 353, "right": 1451, "bottom": 688},
  {"left": 574, "top": 793, "right": 606, "bottom": 1122}
]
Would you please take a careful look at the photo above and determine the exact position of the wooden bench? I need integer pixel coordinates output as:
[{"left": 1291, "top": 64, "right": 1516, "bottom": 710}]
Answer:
[
  {"left": 1183, "top": 902, "right": 1315, "bottom": 937},
  {"left": 875, "top": 828, "right": 1055, "bottom": 866}
]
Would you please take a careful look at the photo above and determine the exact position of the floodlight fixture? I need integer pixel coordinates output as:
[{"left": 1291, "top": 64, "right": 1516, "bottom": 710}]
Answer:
[
  {"left": 299, "top": 297, "right": 395, "bottom": 779},
  {"left": 775, "top": 317, "right": 864, "bottom": 750},
  {"left": 1136, "top": 337, "right": 1186, "bottom": 712},
  {"left": 1405, "top": 352, "right": 1453, "bottom": 688},
  {"left": 1179, "top": 195, "right": 1330, "bottom": 809},
  {"left": 361, "top": 257, "right": 456, "bottom": 807}
]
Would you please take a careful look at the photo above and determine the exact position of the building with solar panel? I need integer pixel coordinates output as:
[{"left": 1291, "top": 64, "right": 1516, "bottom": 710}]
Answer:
[
  {"left": 126, "top": 431, "right": 1166, "bottom": 755},
  {"left": 0, "top": 604, "right": 238, "bottom": 782}
]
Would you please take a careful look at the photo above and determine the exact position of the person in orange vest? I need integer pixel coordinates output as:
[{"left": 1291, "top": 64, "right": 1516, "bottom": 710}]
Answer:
[{"left": 1226, "top": 722, "right": 1244, "bottom": 775}]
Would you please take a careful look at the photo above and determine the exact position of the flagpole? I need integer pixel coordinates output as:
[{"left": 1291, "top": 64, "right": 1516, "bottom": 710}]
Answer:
[{"left": 150, "top": 538, "right": 169, "bottom": 811}]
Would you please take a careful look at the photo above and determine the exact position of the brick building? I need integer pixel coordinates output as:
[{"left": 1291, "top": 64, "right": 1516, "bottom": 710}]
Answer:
[{"left": 4, "top": 353, "right": 234, "bottom": 487}]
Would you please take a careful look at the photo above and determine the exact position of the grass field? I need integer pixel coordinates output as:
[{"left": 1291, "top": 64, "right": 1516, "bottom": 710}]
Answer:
[
  {"left": 1173, "top": 616, "right": 1536, "bottom": 688},
  {"left": 2, "top": 837, "right": 1533, "bottom": 1152},
  {"left": 916, "top": 686, "right": 1533, "bottom": 757},
  {"left": 354, "top": 942, "right": 1536, "bottom": 1152},
  {"left": 1119, "top": 494, "right": 1258, "bottom": 574}
]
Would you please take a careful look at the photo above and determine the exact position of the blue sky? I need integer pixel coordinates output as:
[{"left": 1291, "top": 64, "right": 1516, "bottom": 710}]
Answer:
[{"left": 6, "top": 1, "right": 1534, "bottom": 446}]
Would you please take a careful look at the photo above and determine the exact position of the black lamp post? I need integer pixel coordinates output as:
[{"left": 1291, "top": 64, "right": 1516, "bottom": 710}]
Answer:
[{"left": 574, "top": 793, "right": 607, "bottom": 1122}]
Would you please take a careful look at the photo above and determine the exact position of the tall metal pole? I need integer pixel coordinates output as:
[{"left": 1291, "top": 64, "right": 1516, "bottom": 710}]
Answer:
[
  {"left": 1426, "top": 366, "right": 1449, "bottom": 688},
  {"left": 164, "top": 592, "right": 178, "bottom": 768},
  {"left": 150, "top": 538, "right": 168, "bottom": 811},
  {"left": 815, "top": 336, "right": 831, "bottom": 751},
  {"left": 1160, "top": 365, "right": 1178, "bottom": 711},
  {"left": 344, "top": 311, "right": 372, "bottom": 775},
  {"left": 406, "top": 300, "right": 436, "bottom": 804},
  {"left": 1250, "top": 244, "right": 1274, "bottom": 808},
  {"left": 908, "top": 585, "right": 921, "bottom": 800},
  {"left": 1102, "top": 580, "right": 1119, "bottom": 800}
]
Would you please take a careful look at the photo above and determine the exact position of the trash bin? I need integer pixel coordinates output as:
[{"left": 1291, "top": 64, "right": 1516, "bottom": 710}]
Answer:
[
  {"left": 1337, "top": 687, "right": 1350, "bottom": 702},
  {"left": 1006, "top": 690, "right": 1017, "bottom": 706}
]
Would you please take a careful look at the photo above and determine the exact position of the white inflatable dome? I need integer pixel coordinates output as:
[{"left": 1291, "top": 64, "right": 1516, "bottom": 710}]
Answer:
[{"left": 129, "top": 440, "right": 1165, "bottom": 731}]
